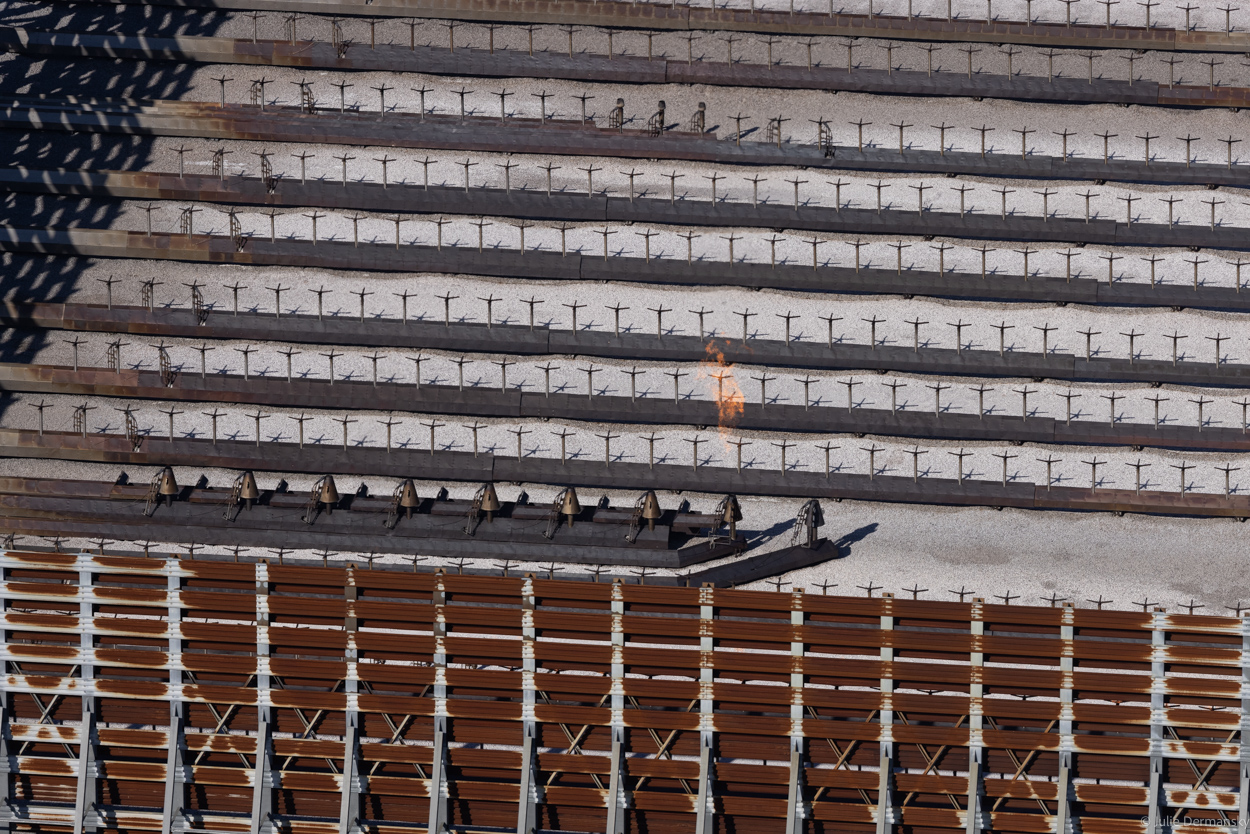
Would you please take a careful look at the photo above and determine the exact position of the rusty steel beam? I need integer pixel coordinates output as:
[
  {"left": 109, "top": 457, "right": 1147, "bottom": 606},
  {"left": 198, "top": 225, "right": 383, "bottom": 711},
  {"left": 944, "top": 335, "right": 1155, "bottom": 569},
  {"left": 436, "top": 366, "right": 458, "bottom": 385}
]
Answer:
[
  {"left": 3, "top": 428, "right": 1250, "bottom": 519},
  {"left": 4, "top": 227, "right": 1250, "bottom": 315},
  {"left": 6, "top": 165, "right": 1248, "bottom": 252},
  {"left": 3, "top": 97, "right": 1250, "bottom": 192},
  {"left": 9, "top": 28, "right": 1250, "bottom": 112},
  {"left": 50, "top": 0, "right": 1250, "bottom": 53},
  {"left": 5, "top": 359, "right": 1250, "bottom": 454},
  {"left": 8, "top": 300, "right": 1250, "bottom": 391}
]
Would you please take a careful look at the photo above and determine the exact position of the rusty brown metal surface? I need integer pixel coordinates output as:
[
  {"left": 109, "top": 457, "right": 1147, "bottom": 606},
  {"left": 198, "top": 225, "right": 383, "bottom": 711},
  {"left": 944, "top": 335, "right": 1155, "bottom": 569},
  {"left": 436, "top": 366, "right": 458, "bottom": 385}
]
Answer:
[
  {"left": 1, "top": 549, "right": 1245, "bottom": 833},
  {"left": 49, "top": 0, "right": 1250, "bottom": 53}
]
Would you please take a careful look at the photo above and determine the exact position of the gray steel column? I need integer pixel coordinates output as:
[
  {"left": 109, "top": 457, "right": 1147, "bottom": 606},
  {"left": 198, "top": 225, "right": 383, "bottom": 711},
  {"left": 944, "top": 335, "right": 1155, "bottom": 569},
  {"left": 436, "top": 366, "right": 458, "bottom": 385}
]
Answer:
[
  {"left": 339, "top": 568, "right": 360, "bottom": 834},
  {"left": 695, "top": 584, "right": 716, "bottom": 834},
  {"left": 427, "top": 572, "right": 449, "bottom": 834},
  {"left": 606, "top": 580, "right": 628, "bottom": 834},
  {"left": 876, "top": 592, "right": 896, "bottom": 834},
  {"left": 1239, "top": 612, "right": 1250, "bottom": 831},
  {"left": 0, "top": 554, "right": 11, "bottom": 830},
  {"left": 965, "top": 598, "right": 986, "bottom": 834},
  {"left": 1147, "top": 607, "right": 1167, "bottom": 833},
  {"left": 516, "top": 575, "right": 540, "bottom": 834},
  {"left": 162, "top": 564, "right": 186, "bottom": 834},
  {"left": 1055, "top": 751, "right": 1074, "bottom": 834},
  {"left": 250, "top": 561, "right": 273, "bottom": 834},
  {"left": 1056, "top": 602, "right": 1076, "bottom": 834},
  {"left": 73, "top": 563, "right": 97, "bottom": 834},
  {"left": 785, "top": 588, "right": 807, "bottom": 834}
]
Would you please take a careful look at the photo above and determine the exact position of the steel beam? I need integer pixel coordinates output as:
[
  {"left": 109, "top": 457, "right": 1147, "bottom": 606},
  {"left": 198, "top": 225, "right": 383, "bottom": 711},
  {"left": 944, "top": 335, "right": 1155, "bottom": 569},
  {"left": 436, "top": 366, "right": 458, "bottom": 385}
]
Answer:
[
  {"left": 1056, "top": 752, "right": 1074, "bottom": 834},
  {"left": 18, "top": 359, "right": 1250, "bottom": 455},
  {"left": 1057, "top": 603, "right": 1076, "bottom": 832},
  {"left": 876, "top": 593, "right": 896, "bottom": 834},
  {"left": 606, "top": 580, "right": 628, "bottom": 834},
  {"left": 966, "top": 599, "right": 986, "bottom": 834},
  {"left": 516, "top": 574, "right": 540, "bottom": 834},
  {"left": 73, "top": 565, "right": 96, "bottom": 834},
  {"left": 1148, "top": 608, "right": 1167, "bottom": 832},
  {"left": 31, "top": 0, "right": 1250, "bottom": 55},
  {"left": 339, "top": 570, "right": 360, "bottom": 834},
  {"left": 695, "top": 584, "right": 716, "bottom": 834},
  {"left": 427, "top": 572, "right": 449, "bottom": 834},
  {"left": 0, "top": 557, "right": 10, "bottom": 831},
  {"left": 13, "top": 300, "right": 1250, "bottom": 393},
  {"left": 162, "top": 566, "right": 186, "bottom": 834},
  {"left": 1241, "top": 613, "right": 1250, "bottom": 828},
  {"left": 250, "top": 561, "right": 273, "bottom": 834}
]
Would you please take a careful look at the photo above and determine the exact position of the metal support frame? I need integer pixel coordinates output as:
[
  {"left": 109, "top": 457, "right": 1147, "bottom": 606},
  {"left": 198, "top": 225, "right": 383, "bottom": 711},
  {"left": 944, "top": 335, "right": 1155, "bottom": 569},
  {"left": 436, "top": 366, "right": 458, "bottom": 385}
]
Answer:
[
  {"left": 965, "top": 598, "right": 986, "bottom": 834},
  {"left": 606, "top": 580, "right": 628, "bottom": 834},
  {"left": 251, "top": 561, "right": 274, "bottom": 834},
  {"left": 1056, "top": 602, "right": 1076, "bottom": 833},
  {"left": 695, "top": 584, "right": 716, "bottom": 834},
  {"left": 339, "top": 569, "right": 361, "bottom": 834},
  {"left": 785, "top": 589, "right": 807, "bottom": 834},
  {"left": 516, "top": 575, "right": 540, "bottom": 834},
  {"left": 73, "top": 566, "right": 97, "bottom": 834},
  {"left": 876, "top": 592, "right": 896, "bottom": 834},
  {"left": 1147, "top": 607, "right": 1167, "bottom": 831},
  {"left": 427, "top": 572, "right": 449, "bottom": 834},
  {"left": 162, "top": 565, "right": 186, "bottom": 834}
]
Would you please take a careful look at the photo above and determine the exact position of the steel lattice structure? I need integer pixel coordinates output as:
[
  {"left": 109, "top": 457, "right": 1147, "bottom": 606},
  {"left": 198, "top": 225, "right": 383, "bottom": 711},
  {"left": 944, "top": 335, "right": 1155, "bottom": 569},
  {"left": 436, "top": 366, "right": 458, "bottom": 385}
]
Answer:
[{"left": 0, "top": 549, "right": 1246, "bottom": 833}]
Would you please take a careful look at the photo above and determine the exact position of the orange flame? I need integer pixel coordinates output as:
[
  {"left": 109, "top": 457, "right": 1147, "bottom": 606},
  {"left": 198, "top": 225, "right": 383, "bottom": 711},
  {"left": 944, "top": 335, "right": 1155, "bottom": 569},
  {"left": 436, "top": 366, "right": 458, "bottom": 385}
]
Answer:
[{"left": 696, "top": 341, "right": 744, "bottom": 445}]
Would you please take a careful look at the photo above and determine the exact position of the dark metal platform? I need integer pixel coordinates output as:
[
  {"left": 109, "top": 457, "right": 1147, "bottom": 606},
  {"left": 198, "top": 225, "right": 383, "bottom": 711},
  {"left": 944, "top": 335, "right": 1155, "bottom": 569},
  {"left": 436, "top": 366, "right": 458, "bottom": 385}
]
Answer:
[{"left": 0, "top": 474, "right": 745, "bottom": 566}]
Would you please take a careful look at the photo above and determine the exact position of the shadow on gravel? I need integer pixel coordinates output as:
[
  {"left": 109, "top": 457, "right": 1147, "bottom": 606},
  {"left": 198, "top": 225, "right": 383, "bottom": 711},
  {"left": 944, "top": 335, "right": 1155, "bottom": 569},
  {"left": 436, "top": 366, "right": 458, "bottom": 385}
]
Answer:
[{"left": 0, "top": 1, "right": 226, "bottom": 383}]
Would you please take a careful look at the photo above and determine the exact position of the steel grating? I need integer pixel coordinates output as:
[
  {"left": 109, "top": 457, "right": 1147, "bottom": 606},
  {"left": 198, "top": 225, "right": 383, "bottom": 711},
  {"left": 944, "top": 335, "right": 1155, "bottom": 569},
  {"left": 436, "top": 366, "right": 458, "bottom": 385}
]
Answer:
[{"left": 1, "top": 548, "right": 1247, "bottom": 834}]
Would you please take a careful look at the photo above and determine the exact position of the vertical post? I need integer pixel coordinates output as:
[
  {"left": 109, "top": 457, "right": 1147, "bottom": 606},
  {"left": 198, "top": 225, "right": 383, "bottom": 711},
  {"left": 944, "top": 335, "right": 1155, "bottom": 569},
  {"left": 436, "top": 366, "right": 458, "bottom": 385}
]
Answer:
[
  {"left": 606, "top": 580, "right": 628, "bottom": 834},
  {"left": 1146, "top": 607, "right": 1166, "bottom": 832},
  {"left": 0, "top": 555, "right": 9, "bottom": 827},
  {"left": 162, "top": 565, "right": 186, "bottom": 834},
  {"left": 785, "top": 589, "right": 807, "bottom": 834},
  {"left": 251, "top": 561, "right": 273, "bottom": 834},
  {"left": 876, "top": 592, "right": 896, "bottom": 834},
  {"left": 74, "top": 562, "right": 97, "bottom": 834},
  {"left": 516, "top": 575, "right": 541, "bottom": 834},
  {"left": 1238, "top": 612, "right": 1250, "bottom": 827},
  {"left": 339, "top": 568, "right": 360, "bottom": 834},
  {"left": 695, "top": 584, "right": 716, "bottom": 834},
  {"left": 966, "top": 598, "right": 986, "bottom": 834},
  {"left": 1055, "top": 602, "right": 1076, "bottom": 832},
  {"left": 427, "top": 572, "right": 450, "bottom": 834}
]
